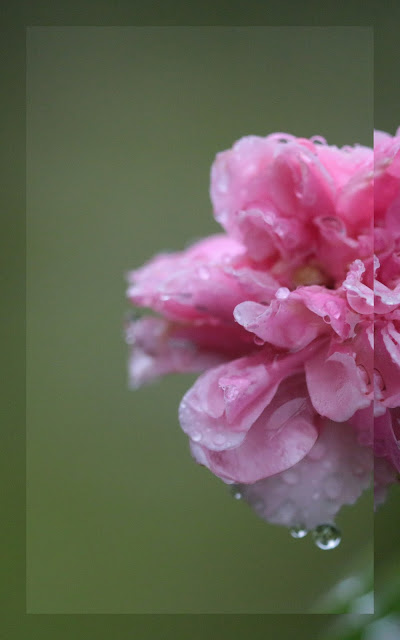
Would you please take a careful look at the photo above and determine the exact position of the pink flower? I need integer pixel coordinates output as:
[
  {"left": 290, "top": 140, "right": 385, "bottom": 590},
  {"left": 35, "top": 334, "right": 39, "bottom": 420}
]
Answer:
[{"left": 126, "top": 131, "right": 400, "bottom": 536}]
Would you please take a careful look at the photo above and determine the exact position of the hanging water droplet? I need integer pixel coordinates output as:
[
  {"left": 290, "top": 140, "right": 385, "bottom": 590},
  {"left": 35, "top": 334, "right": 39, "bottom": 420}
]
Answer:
[
  {"left": 191, "top": 431, "right": 202, "bottom": 443},
  {"left": 312, "top": 524, "right": 341, "bottom": 550},
  {"left": 253, "top": 335, "right": 265, "bottom": 346},
  {"left": 229, "top": 484, "right": 243, "bottom": 500},
  {"left": 289, "top": 525, "right": 308, "bottom": 539}
]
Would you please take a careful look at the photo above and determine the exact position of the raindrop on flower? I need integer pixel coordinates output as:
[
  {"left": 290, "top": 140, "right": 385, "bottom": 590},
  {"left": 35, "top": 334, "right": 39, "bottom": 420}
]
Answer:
[
  {"left": 276, "top": 287, "right": 290, "bottom": 300},
  {"left": 312, "top": 524, "right": 341, "bottom": 550},
  {"left": 319, "top": 216, "right": 345, "bottom": 234},
  {"left": 289, "top": 525, "right": 308, "bottom": 539},
  {"left": 212, "top": 432, "right": 227, "bottom": 447},
  {"left": 229, "top": 484, "right": 243, "bottom": 500}
]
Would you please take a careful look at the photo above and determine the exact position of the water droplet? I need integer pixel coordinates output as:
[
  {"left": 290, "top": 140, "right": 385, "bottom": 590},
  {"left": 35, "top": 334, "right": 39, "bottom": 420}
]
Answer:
[
  {"left": 290, "top": 525, "right": 308, "bottom": 539},
  {"left": 319, "top": 216, "right": 345, "bottom": 234},
  {"left": 325, "top": 300, "right": 341, "bottom": 319},
  {"left": 212, "top": 433, "right": 226, "bottom": 447},
  {"left": 253, "top": 335, "right": 265, "bottom": 346},
  {"left": 191, "top": 431, "right": 202, "bottom": 443},
  {"left": 276, "top": 287, "right": 290, "bottom": 300},
  {"left": 230, "top": 484, "right": 243, "bottom": 500},
  {"left": 160, "top": 293, "right": 171, "bottom": 302},
  {"left": 312, "top": 524, "right": 341, "bottom": 550},
  {"left": 311, "top": 136, "right": 326, "bottom": 145}
]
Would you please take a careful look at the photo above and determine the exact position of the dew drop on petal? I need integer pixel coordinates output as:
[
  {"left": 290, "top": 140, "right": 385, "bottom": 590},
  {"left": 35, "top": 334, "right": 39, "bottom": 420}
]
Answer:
[
  {"left": 213, "top": 433, "right": 227, "bottom": 447},
  {"left": 319, "top": 216, "right": 345, "bottom": 234},
  {"left": 312, "top": 524, "right": 341, "bottom": 550},
  {"left": 230, "top": 484, "right": 243, "bottom": 500},
  {"left": 191, "top": 431, "right": 202, "bottom": 443},
  {"left": 276, "top": 287, "right": 290, "bottom": 300},
  {"left": 290, "top": 525, "right": 308, "bottom": 539}
]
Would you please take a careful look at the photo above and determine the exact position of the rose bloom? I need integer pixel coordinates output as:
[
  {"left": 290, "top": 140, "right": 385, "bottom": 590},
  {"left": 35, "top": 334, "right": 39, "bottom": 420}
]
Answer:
[{"left": 126, "top": 130, "right": 400, "bottom": 534}]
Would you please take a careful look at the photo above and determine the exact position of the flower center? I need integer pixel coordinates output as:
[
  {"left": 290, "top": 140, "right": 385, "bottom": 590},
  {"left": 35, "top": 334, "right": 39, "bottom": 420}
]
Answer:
[{"left": 292, "top": 265, "right": 328, "bottom": 287}]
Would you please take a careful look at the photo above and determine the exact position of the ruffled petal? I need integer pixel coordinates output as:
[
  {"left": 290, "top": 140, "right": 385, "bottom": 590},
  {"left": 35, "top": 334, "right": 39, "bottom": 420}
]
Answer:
[
  {"left": 190, "top": 375, "right": 319, "bottom": 483},
  {"left": 305, "top": 341, "right": 371, "bottom": 421},
  {"left": 239, "top": 419, "right": 372, "bottom": 529}
]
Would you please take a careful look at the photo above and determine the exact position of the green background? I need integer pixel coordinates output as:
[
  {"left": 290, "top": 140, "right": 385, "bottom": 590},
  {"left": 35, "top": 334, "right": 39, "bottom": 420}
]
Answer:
[
  {"left": 26, "top": 27, "right": 373, "bottom": 614},
  {"left": 1, "top": 3, "right": 399, "bottom": 638}
]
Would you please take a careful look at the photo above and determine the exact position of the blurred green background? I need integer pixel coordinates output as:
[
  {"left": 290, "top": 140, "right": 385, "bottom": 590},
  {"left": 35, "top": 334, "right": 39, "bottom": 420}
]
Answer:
[{"left": 26, "top": 26, "right": 377, "bottom": 615}]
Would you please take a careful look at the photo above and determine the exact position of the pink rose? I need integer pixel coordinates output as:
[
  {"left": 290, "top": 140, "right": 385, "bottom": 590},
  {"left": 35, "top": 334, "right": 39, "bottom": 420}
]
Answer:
[{"left": 126, "top": 130, "right": 400, "bottom": 539}]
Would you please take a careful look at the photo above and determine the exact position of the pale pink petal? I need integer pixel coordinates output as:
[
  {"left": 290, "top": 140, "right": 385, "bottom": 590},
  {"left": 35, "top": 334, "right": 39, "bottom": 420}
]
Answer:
[
  {"left": 179, "top": 352, "right": 281, "bottom": 452},
  {"left": 190, "top": 375, "right": 319, "bottom": 483},
  {"left": 305, "top": 341, "right": 371, "bottom": 421},
  {"left": 239, "top": 420, "right": 372, "bottom": 529},
  {"left": 127, "top": 317, "right": 227, "bottom": 387},
  {"left": 127, "top": 234, "right": 279, "bottom": 324}
]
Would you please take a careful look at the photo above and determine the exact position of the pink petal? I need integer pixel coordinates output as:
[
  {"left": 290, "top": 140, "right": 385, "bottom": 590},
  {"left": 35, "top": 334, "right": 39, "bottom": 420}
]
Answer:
[
  {"left": 305, "top": 341, "right": 371, "bottom": 421},
  {"left": 239, "top": 419, "right": 372, "bottom": 529},
  {"left": 190, "top": 375, "right": 319, "bottom": 483}
]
